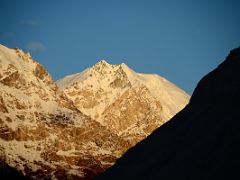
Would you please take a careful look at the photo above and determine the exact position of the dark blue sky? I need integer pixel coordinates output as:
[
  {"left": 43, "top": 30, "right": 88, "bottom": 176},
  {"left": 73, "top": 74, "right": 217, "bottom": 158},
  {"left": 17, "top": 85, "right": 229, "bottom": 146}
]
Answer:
[{"left": 0, "top": 0, "right": 239, "bottom": 94}]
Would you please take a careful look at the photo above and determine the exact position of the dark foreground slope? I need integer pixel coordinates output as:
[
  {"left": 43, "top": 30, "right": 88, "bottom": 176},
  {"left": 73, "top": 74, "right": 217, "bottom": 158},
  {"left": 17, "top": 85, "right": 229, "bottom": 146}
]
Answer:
[
  {"left": 0, "top": 161, "right": 25, "bottom": 179},
  {"left": 96, "top": 48, "right": 240, "bottom": 180}
]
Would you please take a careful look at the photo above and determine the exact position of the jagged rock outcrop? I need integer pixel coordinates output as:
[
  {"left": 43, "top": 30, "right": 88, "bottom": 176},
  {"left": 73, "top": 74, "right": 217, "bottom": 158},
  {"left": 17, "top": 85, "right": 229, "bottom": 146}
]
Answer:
[{"left": 96, "top": 48, "right": 240, "bottom": 180}]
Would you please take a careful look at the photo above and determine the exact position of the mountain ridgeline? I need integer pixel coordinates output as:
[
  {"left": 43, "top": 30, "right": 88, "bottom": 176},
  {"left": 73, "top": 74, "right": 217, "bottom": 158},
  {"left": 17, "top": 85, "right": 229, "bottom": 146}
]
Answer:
[{"left": 96, "top": 48, "right": 240, "bottom": 179}]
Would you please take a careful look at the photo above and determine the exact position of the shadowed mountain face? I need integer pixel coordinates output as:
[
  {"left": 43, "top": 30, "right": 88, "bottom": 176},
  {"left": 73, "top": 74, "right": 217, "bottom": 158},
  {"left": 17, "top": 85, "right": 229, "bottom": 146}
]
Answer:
[{"left": 96, "top": 47, "right": 240, "bottom": 180}]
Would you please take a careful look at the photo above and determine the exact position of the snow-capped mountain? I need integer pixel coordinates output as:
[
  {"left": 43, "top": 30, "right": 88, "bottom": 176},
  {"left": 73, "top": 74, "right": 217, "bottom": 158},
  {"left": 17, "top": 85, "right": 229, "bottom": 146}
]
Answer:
[
  {"left": 0, "top": 44, "right": 189, "bottom": 179},
  {"left": 57, "top": 60, "right": 189, "bottom": 145},
  {"left": 0, "top": 45, "right": 128, "bottom": 179}
]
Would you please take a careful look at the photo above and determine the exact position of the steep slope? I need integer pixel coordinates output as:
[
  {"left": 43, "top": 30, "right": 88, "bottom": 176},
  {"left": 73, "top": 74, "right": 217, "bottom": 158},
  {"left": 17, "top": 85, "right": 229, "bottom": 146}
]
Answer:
[
  {"left": 57, "top": 60, "right": 189, "bottom": 145},
  {"left": 96, "top": 48, "right": 240, "bottom": 180},
  {"left": 0, "top": 44, "right": 129, "bottom": 179}
]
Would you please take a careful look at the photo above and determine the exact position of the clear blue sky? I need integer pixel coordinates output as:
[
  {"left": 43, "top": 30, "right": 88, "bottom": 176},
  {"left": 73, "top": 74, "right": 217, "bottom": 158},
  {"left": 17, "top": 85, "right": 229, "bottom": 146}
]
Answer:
[{"left": 0, "top": 0, "right": 239, "bottom": 94}]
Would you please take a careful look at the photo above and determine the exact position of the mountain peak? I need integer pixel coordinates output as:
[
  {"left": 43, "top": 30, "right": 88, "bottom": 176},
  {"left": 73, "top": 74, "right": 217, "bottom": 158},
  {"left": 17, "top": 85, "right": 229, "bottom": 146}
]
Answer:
[
  {"left": 57, "top": 58, "right": 189, "bottom": 123},
  {"left": 97, "top": 59, "right": 109, "bottom": 65},
  {"left": 91, "top": 59, "right": 114, "bottom": 74},
  {"left": 94, "top": 59, "right": 111, "bottom": 67},
  {"left": 91, "top": 60, "right": 135, "bottom": 78},
  {"left": 93, "top": 60, "right": 130, "bottom": 69}
]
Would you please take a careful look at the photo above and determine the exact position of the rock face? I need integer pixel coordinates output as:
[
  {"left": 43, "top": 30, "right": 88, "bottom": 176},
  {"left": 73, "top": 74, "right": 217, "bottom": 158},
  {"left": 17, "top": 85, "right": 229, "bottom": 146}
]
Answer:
[
  {"left": 57, "top": 60, "right": 189, "bottom": 146},
  {"left": 0, "top": 44, "right": 189, "bottom": 179},
  {"left": 96, "top": 48, "right": 240, "bottom": 180}
]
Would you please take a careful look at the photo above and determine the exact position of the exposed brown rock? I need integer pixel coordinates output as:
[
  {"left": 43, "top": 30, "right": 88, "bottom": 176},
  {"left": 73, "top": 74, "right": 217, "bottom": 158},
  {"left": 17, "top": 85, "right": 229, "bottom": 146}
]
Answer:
[
  {"left": 33, "top": 63, "right": 53, "bottom": 84},
  {"left": 103, "top": 86, "right": 163, "bottom": 142},
  {"left": 0, "top": 71, "right": 20, "bottom": 87},
  {"left": 0, "top": 95, "right": 8, "bottom": 113},
  {"left": 0, "top": 123, "right": 15, "bottom": 141}
]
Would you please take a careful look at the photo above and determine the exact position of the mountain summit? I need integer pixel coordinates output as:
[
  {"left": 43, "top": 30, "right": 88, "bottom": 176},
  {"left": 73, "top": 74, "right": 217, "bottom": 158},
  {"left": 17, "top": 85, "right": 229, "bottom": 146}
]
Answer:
[
  {"left": 96, "top": 48, "right": 240, "bottom": 179},
  {"left": 57, "top": 60, "right": 189, "bottom": 145}
]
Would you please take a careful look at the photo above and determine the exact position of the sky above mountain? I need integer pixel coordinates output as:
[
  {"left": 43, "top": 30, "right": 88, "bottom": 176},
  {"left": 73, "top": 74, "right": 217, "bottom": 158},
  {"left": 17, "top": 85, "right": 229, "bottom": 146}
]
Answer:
[{"left": 0, "top": 0, "right": 239, "bottom": 94}]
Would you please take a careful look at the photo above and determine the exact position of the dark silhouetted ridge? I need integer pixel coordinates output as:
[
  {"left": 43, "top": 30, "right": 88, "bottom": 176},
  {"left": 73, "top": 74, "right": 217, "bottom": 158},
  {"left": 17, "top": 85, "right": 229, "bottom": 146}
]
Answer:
[{"left": 96, "top": 47, "right": 240, "bottom": 180}]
